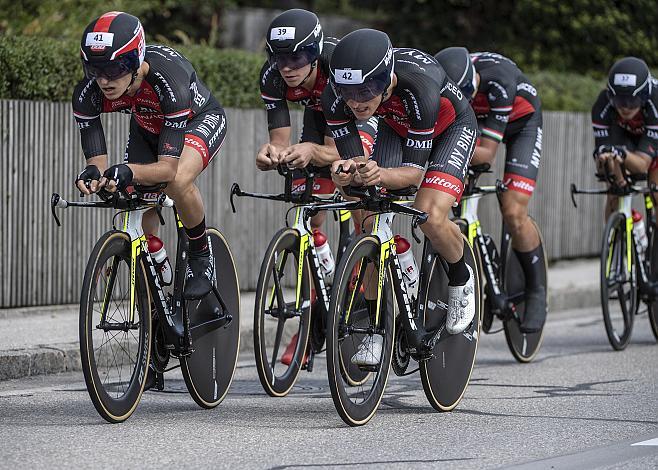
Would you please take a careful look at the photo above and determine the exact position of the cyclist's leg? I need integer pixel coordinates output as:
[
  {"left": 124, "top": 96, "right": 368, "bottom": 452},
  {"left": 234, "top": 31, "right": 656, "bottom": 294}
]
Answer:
[
  {"left": 124, "top": 118, "right": 161, "bottom": 236},
  {"left": 164, "top": 108, "right": 228, "bottom": 299},
  {"left": 500, "top": 110, "right": 546, "bottom": 331},
  {"left": 416, "top": 114, "right": 477, "bottom": 334}
]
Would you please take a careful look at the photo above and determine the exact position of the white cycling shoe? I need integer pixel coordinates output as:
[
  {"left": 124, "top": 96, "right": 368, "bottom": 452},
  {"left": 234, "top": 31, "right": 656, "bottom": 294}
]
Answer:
[
  {"left": 446, "top": 264, "right": 476, "bottom": 335},
  {"left": 350, "top": 334, "right": 383, "bottom": 366}
]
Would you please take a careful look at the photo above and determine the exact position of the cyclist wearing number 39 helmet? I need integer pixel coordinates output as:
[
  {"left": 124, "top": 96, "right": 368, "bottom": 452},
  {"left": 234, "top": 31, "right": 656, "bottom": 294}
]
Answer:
[{"left": 322, "top": 29, "right": 480, "bottom": 365}]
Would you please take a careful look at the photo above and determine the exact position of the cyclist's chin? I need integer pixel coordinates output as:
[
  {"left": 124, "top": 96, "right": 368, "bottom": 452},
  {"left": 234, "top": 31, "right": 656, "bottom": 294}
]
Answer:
[
  {"left": 351, "top": 106, "right": 375, "bottom": 120},
  {"left": 100, "top": 88, "right": 122, "bottom": 100}
]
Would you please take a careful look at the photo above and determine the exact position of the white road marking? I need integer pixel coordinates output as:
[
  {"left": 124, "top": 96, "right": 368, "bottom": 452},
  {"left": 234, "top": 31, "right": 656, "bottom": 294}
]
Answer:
[{"left": 631, "top": 438, "right": 658, "bottom": 446}]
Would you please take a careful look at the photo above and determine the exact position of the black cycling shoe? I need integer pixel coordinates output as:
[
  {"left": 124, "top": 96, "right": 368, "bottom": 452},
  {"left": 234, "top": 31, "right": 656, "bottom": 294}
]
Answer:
[
  {"left": 183, "top": 253, "right": 214, "bottom": 300},
  {"left": 520, "top": 285, "right": 547, "bottom": 333}
]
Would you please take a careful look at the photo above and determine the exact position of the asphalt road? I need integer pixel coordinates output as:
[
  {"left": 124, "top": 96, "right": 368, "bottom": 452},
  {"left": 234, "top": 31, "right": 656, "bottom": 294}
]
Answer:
[{"left": 1, "top": 307, "right": 657, "bottom": 469}]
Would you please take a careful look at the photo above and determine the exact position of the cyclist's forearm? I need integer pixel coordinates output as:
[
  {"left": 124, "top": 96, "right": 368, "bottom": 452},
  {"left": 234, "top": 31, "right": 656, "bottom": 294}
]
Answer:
[
  {"left": 380, "top": 167, "right": 423, "bottom": 190},
  {"left": 128, "top": 158, "right": 178, "bottom": 185},
  {"left": 85, "top": 154, "right": 108, "bottom": 173},
  {"left": 311, "top": 141, "right": 340, "bottom": 166},
  {"left": 624, "top": 151, "right": 651, "bottom": 174},
  {"left": 471, "top": 145, "right": 496, "bottom": 165}
]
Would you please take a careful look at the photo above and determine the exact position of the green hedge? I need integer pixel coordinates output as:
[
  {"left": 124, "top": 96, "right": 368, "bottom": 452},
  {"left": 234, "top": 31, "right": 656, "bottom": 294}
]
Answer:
[
  {"left": 0, "top": 35, "right": 607, "bottom": 112},
  {"left": 0, "top": 36, "right": 264, "bottom": 108}
]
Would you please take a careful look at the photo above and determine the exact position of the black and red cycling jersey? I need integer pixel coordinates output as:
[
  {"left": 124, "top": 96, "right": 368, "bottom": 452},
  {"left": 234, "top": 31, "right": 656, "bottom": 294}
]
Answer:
[
  {"left": 321, "top": 47, "right": 474, "bottom": 171},
  {"left": 591, "top": 81, "right": 658, "bottom": 158},
  {"left": 72, "top": 44, "right": 221, "bottom": 160},
  {"left": 259, "top": 38, "right": 338, "bottom": 130},
  {"left": 470, "top": 52, "right": 540, "bottom": 143}
]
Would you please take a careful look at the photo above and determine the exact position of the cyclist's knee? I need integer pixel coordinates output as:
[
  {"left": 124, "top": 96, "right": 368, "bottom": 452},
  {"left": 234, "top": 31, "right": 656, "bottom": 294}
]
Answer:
[{"left": 502, "top": 203, "right": 529, "bottom": 234}]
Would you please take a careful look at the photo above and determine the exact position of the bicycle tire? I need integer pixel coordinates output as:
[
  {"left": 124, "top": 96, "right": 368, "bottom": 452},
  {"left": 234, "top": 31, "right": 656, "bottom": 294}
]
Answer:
[
  {"left": 254, "top": 228, "right": 312, "bottom": 397},
  {"left": 503, "top": 218, "right": 546, "bottom": 363},
  {"left": 79, "top": 230, "right": 152, "bottom": 423},
  {"left": 419, "top": 235, "right": 480, "bottom": 412},
  {"left": 326, "top": 235, "right": 395, "bottom": 426},
  {"left": 647, "top": 221, "right": 658, "bottom": 341},
  {"left": 600, "top": 212, "right": 636, "bottom": 350},
  {"left": 181, "top": 228, "right": 241, "bottom": 408}
]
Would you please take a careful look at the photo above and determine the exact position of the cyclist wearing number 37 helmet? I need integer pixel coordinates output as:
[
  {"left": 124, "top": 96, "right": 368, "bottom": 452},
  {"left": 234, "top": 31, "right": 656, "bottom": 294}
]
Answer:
[
  {"left": 322, "top": 29, "right": 479, "bottom": 365},
  {"left": 72, "top": 11, "right": 228, "bottom": 304}
]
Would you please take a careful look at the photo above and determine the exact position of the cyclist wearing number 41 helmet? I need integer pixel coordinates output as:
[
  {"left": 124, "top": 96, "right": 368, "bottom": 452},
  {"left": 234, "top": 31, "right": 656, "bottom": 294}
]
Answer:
[
  {"left": 322, "top": 29, "right": 479, "bottom": 366},
  {"left": 591, "top": 57, "right": 658, "bottom": 217},
  {"left": 434, "top": 47, "right": 546, "bottom": 333},
  {"left": 72, "top": 12, "right": 228, "bottom": 302}
]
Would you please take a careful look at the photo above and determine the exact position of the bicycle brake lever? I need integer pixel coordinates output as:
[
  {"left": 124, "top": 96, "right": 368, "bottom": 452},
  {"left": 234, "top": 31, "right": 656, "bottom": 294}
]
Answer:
[
  {"left": 156, "top": 206, "right": 166, "bottom": 226},
  {"left": 570, "top": 183, "right": 578, "bottom": 208},
  {"left": 50, "top": 193, "right": 64, "bottom": 227},
  {"left": 229, "top": 183, "right": 240, "bottom": 213}
]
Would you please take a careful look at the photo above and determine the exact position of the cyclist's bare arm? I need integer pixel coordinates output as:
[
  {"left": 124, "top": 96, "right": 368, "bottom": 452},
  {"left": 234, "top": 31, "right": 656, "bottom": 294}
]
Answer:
[
  {"left": 471, "top": 137, "right": 498, "bottom": 166},
  {"left": 126, "top": 156, "right": 179, "bottom": 186}
]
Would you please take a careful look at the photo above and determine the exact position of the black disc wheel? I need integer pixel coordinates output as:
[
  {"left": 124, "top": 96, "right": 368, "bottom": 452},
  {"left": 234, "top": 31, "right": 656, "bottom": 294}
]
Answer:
[
  {"left": 254, "top": 228, "right": 312, "bottom": 397},
  {"left": 647, "top": 221, "right": 658, "bottom": 341},
  {"left": 181, "top": 228, "right": 241, "bottom": 408},
  {"left": 600, "top": 212, "right": 637, "bottom": 350},
  {"left": 79, "top": 231, "right": 152, "bottom": 423},
  {"left": 503, "top": 219, "right": 547, "bottom": 363},
  {"left": 419, "top": 236, "right": 480, "bottom": 412},
  {"left": 326, "top": 235, "right": 395, "bottom": 426}
]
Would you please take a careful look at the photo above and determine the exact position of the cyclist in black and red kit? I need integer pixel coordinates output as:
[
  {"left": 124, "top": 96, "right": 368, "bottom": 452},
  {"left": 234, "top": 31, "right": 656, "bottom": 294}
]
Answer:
[
  {"left": 72, "top": 12, "right": 227, "bottom": 302},
  {"left": 256, "top": 10, "right": 378, "bottom": 365},
  {"left": 591, "top": 57, "right": 658, "bottom": 217},
  {"left": 322, "top": 29, "right": 479, "bottom": 365},
  {"left": 435, "top": 48, "right": 546, "bottom": 333},
  {"left": 257, "top": 9, "right": 377, "bottom": 210}
]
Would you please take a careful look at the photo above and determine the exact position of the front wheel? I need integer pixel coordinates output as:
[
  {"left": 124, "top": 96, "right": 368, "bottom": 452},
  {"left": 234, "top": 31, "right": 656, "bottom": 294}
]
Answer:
[
  {"left": 181, "top": 228, "right": 241, "bottom": 408},
  {"left": 327, "top": 235, "right": 395, "bottom": 426},
  {"left": 503, "top": 219, "right": 547, "bottom": 363},
  {"left": 419, "top": 236, "right": 480, "bottom": 412},
  {"left": 79, "top": 231, "right": 152, "bottom": 423},
  {"left": 600, "top": 212, "right": 636, "bottom": 350},
  {"left": 646, "top": 221, "right": 658, "bottom": 341}
]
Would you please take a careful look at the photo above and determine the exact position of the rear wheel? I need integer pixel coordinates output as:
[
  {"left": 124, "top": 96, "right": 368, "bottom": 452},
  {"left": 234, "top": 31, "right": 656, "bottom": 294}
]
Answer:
[
  {"left": 600, "top": 212, "right": 636, "bottom": 350},
  {"left": 254, "top": 228, "right": 312, "bottom": 397},
  {"left": 647, "top": 221, "right": 658, "bottom": 341},
  {"left": 503, "top": 219, "right": 546, "bottom": 363},
  {"left": 419, "top": 236, "right": 480, "bottom": 411},
  {"left": 327, "top": 235, "right": 395, "bottom": 426},
  {"left": 79, "top": 231, "right": 152, "bottom": 423},
  {"left": 181, "top": 228, "right": 241, "bottom": 408}
]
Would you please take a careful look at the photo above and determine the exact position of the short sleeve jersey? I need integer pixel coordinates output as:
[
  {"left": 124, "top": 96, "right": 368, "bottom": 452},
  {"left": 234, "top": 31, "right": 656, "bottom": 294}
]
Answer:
[
  {"left": 72, "top": 44, "right": 220, "bottom": 159},
  {"left": 321, "top": 47, "right": 473, "bottom": 170},
  {"left": 591, "top": 81, "right": 658, "bottom": 158},
  {"left": 259, "top": 38, "right": 337, "bottom": 131},
  {"left": 470, "top": 52, "right": 541, "bottom": 143}
]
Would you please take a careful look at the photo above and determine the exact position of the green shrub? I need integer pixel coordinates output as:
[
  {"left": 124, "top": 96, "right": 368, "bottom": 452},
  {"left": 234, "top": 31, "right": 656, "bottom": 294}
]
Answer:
[
  {"left": 0, "top": 35, "right": 265, "bottom": 108},
  {"left": 0, "top": 35, "right": 610, "bottom": 112}
]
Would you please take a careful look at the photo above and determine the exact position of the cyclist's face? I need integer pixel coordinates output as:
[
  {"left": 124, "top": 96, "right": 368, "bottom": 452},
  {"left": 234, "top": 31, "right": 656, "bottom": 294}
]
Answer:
[
  {"left": 615, "top": 104, "right": 641, "bottom": 120},
  {"left": 279, "top": 63, "right": 312, "bottom": 87},
  {"left": 345, "top": 95, "right": 381, "bottom": 120},
  {"left": 96, "top": 72, "right": 133, "bottom": 100}
]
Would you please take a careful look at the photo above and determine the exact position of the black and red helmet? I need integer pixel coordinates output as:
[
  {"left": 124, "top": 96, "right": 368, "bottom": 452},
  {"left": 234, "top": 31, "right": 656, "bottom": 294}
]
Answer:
[{"left": 80, "top": 11, "right": 146, "bottom": 80}]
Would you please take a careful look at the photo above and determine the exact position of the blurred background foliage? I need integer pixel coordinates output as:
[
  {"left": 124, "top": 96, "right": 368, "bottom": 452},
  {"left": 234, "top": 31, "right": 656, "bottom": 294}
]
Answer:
[{"left": 0, "top": 0, "right": 655, "bottom": 110}]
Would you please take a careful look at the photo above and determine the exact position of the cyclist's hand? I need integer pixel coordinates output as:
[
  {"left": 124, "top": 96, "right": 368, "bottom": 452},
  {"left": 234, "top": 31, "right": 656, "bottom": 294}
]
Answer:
[
  {"left": 75, "top": 165, "right": 101, "bottom": 195},
  {"left": 331, "top": 159, "right": 356, "bottom": 186},
  {"left": 99, "top": 164, "right": 133, "bottom": 193},
  {"left": 280, "top": 142, "right": 314, "bottom": 169},
  {"left": 256, "top": 143, "right": 280, "bottom": 170},
  {"left": 357, "top": 160, "right": 381, "bottom": 186}
]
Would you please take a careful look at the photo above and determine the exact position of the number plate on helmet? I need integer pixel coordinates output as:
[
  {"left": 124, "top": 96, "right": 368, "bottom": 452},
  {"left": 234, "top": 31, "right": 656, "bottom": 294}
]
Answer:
[
  {"left": 86, "top": 32, "right": 114, "bottom": 47},
  {"left": 614, "top": 73, "right": 637, "bottom": 86},
  {"left": 335, "top": 69, "right": 363, "bottom": 84},
  {"left": 270, "top": 27, "right": 295, "bottom": 41}
]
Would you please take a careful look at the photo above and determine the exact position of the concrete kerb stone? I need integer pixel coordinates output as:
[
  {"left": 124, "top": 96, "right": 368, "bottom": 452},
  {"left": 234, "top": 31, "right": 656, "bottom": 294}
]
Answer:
[{"left": 0, "top": 343, "right": 80, "bottom": 381}]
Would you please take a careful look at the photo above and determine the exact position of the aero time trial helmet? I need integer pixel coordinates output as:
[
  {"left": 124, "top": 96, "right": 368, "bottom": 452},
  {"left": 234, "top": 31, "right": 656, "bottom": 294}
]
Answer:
[
  {"left": 434, "top": 47, "right": 477, "bottom": 100},
  {"left": 80, "top": 11, "right": 145, "bottom": 81},
  {"left": 330, "top": 29, "right": 394, "bottom": 103},
  {"left": 607, "top": 57, "right": 652, "bottom": 109},
  {"left": 266, "top": 9, "right": 323, "bottom": 71}
]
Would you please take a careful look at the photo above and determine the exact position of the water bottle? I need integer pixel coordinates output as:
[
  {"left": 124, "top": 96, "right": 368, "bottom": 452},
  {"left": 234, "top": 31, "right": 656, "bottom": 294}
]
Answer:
[
  {"left": 313, "top": 229, "right": 335, "bottom": 279},
  {"left": 395, "top": 235, "right": 419, "bottom": 299},
  {"left": 147, "top": 234, "right": 173, "bottom": 286},
  {"left": 632, "top": 209, "right": 649, "bottom": 253}
]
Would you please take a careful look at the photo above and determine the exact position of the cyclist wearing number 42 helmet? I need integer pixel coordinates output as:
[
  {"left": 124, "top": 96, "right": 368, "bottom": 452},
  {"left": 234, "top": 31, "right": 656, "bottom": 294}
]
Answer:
[
  {"left": 434, "top": 47, "right": 546, "bottom": 333},
  {"left": 72, "top": 12, "right": 228, "bottom": 303},
  {"left": 322, "top": 29, "right": 479, "bottom": 366},
  {"left": 591, "top": 57, "right": 658, "bottom": 217}
]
